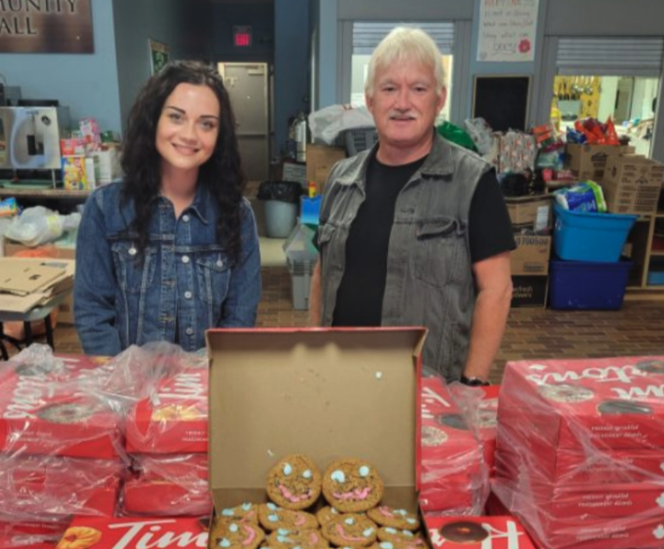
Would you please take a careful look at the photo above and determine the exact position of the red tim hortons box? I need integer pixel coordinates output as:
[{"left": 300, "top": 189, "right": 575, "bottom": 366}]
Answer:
[
  {"left": 496, "top": 422, "right": 664, "bottom": 485},
  {"left": 0, "top": 455, "right": 123, "bottom": 519},
  {"left": 420, "top": 381, "right": 484, "bottom": 513},
  {"left": 57, "top": 517, "right": 208, "bottom": 549},
  {"left": 425, "top": 515, "right": 536, "bottom": 548},
  {"left": 0, "top": 356, "right": 122, "bottom": 459},
  {"left": 126, "top": 368, "right": 208, "bottom": 454},
  {"left": 499, "top": 356, "right": 664, "bottom": 451},
  {"left": 123, "top": 454, "right": 212, "bottom": 517},
  {"left": 493, "top": 481, "right": 664, "bottom": 549}
]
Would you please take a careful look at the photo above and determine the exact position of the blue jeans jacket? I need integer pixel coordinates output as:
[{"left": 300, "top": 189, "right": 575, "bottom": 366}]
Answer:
[{"left": 74, "top": 182, "right": 261, "bottom": 356}]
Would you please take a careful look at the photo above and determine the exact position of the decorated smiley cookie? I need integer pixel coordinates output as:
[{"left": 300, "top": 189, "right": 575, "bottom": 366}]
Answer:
[
  {"left": 266, "top": 454, "right": 322, "bottom": 510},
  {"left": 321, "top": 514, "right": 377, "bottom": 548},
  {"left": 258, "top": 503, "right": 319, "bottom": 531},
  {"left": 366, "top": 507, "right": 420, "bottom": 531},
  {"left": 368, "top": 542, "right": 423, "bottom": 549},
  {"left": 218, "top": 503, "right": 260, "bottom": 524},
  {"left": 376, "top": 528, "right": 425, "bottom": 546},
  {"left": 266, "top": 528, "right": 329, "bottom": 549},
  {"left": 316, "top": 506, "right": 341, "bottom": 526},
  {"left": 211, "top": 519, "right": 265, "bottom": 549},
  {"left": 322, "top": 458, "right": 384, "bottom": 512}
]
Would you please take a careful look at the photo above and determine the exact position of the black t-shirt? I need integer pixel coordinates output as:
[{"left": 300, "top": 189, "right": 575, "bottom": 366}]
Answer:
[{"left": 330, "top": 153, "right": 515, "bottom": 327}]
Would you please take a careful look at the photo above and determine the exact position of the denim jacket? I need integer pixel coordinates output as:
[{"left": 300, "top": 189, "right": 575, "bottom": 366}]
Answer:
[
  {"left": 318, "top": 134, "right": 489, "bottom": 380},
  {"left": 74, "top": 181, "right": 261, "bottom": 356}
]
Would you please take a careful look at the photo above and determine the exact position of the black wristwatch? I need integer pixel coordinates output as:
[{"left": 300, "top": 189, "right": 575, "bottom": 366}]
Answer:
[{"left": 460, "top": 374, "right": 490, "bottom": 387}]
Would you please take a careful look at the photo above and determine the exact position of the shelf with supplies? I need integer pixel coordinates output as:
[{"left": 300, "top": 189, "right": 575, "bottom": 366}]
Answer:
[{"left": 0, "top": 187, "right": 91, "bottom": 200}]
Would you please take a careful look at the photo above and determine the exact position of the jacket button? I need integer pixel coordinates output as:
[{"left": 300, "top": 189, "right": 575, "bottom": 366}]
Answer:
[
  {"left": 185, "top": 327, "right": 194, "bottom": 336},
  {"left": 128, "top": 247, "right": 137, "bottom": 256},
  {"left": 184, "top": 291, "right": 193, "bottom": 299},
  {"left": 182, "top": 214, "right": 190, "bottom": 222},
  {"left": 182, "top": 255, "right": 190, "bottom": 264}
]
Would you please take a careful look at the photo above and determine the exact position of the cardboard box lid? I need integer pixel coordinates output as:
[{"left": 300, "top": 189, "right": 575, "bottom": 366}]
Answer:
[{"left": 207, "top": 327, "right": 426, "bottom": 512}]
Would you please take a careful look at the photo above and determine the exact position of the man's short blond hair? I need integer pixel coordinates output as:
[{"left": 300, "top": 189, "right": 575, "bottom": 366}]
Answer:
[{"left": 365, "top": 27, "right": 446, "bottom": 98}]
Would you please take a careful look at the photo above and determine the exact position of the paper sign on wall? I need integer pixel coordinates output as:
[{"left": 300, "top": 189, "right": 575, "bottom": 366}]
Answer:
[{"left": 478, "top": 0, "right": 539, "bottom": 62}]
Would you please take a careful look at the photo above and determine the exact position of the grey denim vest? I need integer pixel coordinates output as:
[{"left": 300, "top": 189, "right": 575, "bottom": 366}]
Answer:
[{"left": 318, "top": 133, "right": 491, "bottom": 381}]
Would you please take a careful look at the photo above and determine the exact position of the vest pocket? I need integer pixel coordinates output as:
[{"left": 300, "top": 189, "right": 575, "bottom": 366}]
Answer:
[{"left": 414, "top": 217, "right": 466, "bottom": 288}]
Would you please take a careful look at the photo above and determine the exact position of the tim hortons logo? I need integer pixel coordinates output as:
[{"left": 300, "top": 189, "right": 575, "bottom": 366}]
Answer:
[
  {"left": 429, "top": 521, "right": 524, "bottom": 548},
  {"left": 611, "top": 384, "right": 664, "bottom": 401},
  {"left": 156, "top": 373, "right": 206, "bottom": 403},
  {"left": 526, "top": 363, "right": 648, "bottom": 386},
  {"left": 108, "top": 519, "right": 208, "bottom": 549},
  {"left": 421, "top": 386, "right": 451, "bottom": 420},
  {"left": 2, "top": 376, "right": 50, "bottom": 419}
]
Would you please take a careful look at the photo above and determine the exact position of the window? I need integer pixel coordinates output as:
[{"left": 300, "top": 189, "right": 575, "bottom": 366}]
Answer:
[
  {"left": 350, "top": 22, "right": 454, "bottom": 124},
  {"left": 551, "top": 37, "right": 663, "bottom": 158}
]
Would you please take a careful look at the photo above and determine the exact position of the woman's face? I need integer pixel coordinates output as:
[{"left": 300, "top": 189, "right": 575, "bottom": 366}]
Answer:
[{"left": 155, "top": 83, "right": 220, "bottom": 177}]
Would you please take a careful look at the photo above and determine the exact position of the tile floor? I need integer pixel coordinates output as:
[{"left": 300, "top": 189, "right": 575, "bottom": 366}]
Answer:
[{"left": 12, "top": 266, "right": 664, "bottom": 385}]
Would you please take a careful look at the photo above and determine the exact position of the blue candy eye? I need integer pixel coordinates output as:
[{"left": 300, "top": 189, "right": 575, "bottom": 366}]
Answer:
[
  {"left": 331, "top": 470, "right": 346, "bottom": 483},
  {"left": 229, "top": 524, "right": 238, "bottom": 533},
  {"left": 267, "top": 503, "right": 278, "bottom": 510},
  {"left": 362, "top": 528, "right": 374, "bottom": 537},
  {"left": 344, "top": 518, "right": 355, "bottom": 526},
  {"left": 302, "top": 469, "right": 312, "bottom": 479},
  {"left": 283, "top": 463, "right": 293, "bottom": 475},
  {"left": 241, "top": 503, "right": 252, "bottom": 511},
  {"left": 219, "top": 539, "right": 231, "bottom": 548},
  {"left": 221, "top": 509, "right": 234, "bottom": 516},
  {"left": 268, "top": 514, "right": 279, "bottom": 522},
  {"left": 359, "top": 466, "right": 370, "bottom": 477}
]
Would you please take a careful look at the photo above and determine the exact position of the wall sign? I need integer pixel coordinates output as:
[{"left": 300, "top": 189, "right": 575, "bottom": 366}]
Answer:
[
  {"left": 149, "top": 39, "right": 169, "bottom": 75},
  {"left": 477, "top": 0, "right": 539, "bottom": 62},
  {"left": 0, "top": 0, "right": 93, "bottom": 53}
]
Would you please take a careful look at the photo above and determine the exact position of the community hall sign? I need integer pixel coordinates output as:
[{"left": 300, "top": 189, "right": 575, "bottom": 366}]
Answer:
[{"left": 0, "top": 0, "right": 93, "bottom": 53}]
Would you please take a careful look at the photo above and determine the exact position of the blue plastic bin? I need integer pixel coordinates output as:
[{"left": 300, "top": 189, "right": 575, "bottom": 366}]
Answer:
[
  {"left": 553, "top": 203, "right": 637, "bottom": 262},
  {"left": 549, "top": 257, "right": 633, "bottom": 310}
]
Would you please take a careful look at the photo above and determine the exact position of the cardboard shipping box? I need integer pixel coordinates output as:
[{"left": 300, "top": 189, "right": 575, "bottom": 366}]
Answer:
[
  {"left": 306, "top": 144, "right": 346, "bottom": 194},
  {"left": 565, "top": 143, "right": 634, "bottom": 181},
  {"left": 510, "top": 276, "right": 548, "bottom": 308},
  {"left": 510, "top": 235, "right": 551, "bottom": 276},
  {"left": 601, "top": 155, "right": 664, "bottom": 215},
  {"left": 2, "top": 240, "right": 76, "bottom": 323},
  {"left": 504, "top": 195, "right": 553, "bottom": 229},
  {"left": 206, "top": 328, "right": 425, "bottom": 537},
  {"left": 0, "top": 258, "right": 75, "bottom": 313}
]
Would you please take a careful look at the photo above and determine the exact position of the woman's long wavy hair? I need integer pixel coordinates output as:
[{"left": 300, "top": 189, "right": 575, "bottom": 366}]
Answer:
[{"left": 120, "top": 60, "right": 246, "bottom": 264}]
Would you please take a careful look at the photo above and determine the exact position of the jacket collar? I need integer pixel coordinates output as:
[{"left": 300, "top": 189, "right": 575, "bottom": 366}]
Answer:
[{"left": 335, "top": 130, "right": 455, "bottom": 188}]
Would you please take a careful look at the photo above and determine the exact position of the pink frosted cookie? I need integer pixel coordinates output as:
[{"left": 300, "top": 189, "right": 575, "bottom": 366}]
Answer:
[
  {"left": 376, "top": 528, "right": 424, "bottom": 546},
  {"left": 258, "top": 503, "right": 318, "bottom": 531},
  {"left": 322, "top": 458, "right": 384, "bottom": 512},
  {"left": 321, "top": 514, "right": 377, "bottom": 547},
  {"left": 217, "top": 502, "right": 260, "bottom": 524},
  {"left": 211, "top": 519, "right": 265, "bottom": 549},
  {"left": 266, "top": 454, "right": 322, "bottom": 510},
  {"left": 366, "top": 507, "right": 419, "bottom": 531},
  {"left": 266, "top": 528, "right": 329, "bottom": 549}
]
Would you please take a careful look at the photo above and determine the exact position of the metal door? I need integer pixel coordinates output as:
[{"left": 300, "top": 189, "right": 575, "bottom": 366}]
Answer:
[{"left": 218, "top": 63, "right": 270, "bottom": 182}]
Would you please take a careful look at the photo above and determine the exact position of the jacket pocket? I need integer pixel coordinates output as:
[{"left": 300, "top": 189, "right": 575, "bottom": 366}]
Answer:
[
  {"left": 110, "top": 242, "right": 158, "bottom": 295},
  {"left": 414, "top": 216, "right": 467, "bottom": 288},
  {"left": 195, "top": 252, "right": 231, "bottom": 326}
]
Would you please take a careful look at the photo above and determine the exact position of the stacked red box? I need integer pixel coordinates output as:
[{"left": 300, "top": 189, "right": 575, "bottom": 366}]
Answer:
[
  {"left": 123, "top": 361, "right": 210, "bottom": 517},
  {"left": 0, "top": 454, "right": 123, "bottom": 522},
  {"left": 0, "top": 354, "right": 121, "bottom": 459},
  {"left": 424, "top": 515, "right": 536, "bottom": 548},
  {"left": 477, "top": 386, "right": 499, "bottom": 475},
  {"left": 494, "top": 355, "right": 664, "bottom": 549},
  {"left": 55, "top": 516, "right": 209, "bottom": 549},
  {"left": 419, "top": 377, "right": 486, "bottom": 514},
  {"left": 123, "top": 454, "right": 212, "bottom": 517},
  {"left": 0, "top": 349, "right": 128, "bottom": 534}
]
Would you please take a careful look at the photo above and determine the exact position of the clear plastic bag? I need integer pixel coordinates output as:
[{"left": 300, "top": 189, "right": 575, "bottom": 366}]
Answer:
[
  {"left": 308, "top": 105, "right": 375, "bottom": 145},
  {"left": 4, "top": 207, "right": 80, "bottom": 247}
]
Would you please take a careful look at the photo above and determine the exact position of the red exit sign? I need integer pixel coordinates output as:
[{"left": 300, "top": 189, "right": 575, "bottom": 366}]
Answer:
[{"left": 233, "top": 26, "right": 252, "bottom": 47}]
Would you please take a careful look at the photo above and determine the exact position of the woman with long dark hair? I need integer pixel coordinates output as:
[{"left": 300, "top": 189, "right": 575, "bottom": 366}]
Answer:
[{"left": 74, "top": 60, "right": 261, "bottom": 356}]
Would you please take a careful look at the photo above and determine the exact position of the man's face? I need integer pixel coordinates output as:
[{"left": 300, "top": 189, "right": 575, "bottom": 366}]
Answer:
[{"left": 366, "top": 59, "right": 446, "bottom": 154}]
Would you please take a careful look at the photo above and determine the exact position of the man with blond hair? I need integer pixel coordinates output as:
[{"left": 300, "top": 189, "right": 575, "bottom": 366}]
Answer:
[{"left": 310, "top": 27, "right": 515, "bottom": 384}]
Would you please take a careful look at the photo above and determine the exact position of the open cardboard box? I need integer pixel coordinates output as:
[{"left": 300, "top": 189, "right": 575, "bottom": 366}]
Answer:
[{"left": 206, "top": 327, "right": 426, "bottom": 545}]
